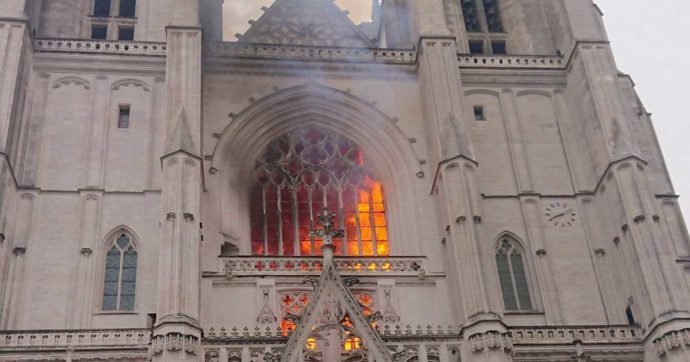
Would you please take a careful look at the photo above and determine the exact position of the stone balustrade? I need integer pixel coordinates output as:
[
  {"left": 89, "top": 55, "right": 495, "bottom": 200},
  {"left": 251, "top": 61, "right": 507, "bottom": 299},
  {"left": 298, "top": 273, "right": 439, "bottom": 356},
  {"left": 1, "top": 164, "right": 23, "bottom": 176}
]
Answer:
[
  {"left": 510, "top": 326, "right": 641, "bottom": 345},
  {"left": 34, "top": 38, "right": 167, "bottom": 56},
  {"left": 0, "top": 329, "right": 151, "bottom": 349},
  {"left": 219, "top": 256, "right": 427, "bottom": 277},
  {"left": 205, "top": 42, "right": 417, "bottom": 64},
  {"left": 458, "top": 54, "right": 565, "bottom": 69}
]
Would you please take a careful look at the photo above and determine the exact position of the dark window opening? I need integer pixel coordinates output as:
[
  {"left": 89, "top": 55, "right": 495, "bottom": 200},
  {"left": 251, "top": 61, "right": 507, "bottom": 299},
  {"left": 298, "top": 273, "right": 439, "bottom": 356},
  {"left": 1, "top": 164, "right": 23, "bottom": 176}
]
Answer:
[
  {"left": 626, "top": 306, "right": 637, "bottom": 326},
  {"left": 119, "top": 26, "right": 134, "bottom": 41},
  {"left": 119, "top": 0, "right": 136, "bottom": 18},
  {"left": 469, "top": 41, "right": 484, "bottom": 54},
  {"left": 482, "top": 0, "right": 504, "bottom": 32},
  {"left": 118, "top": 105, "right": 131, "bottom": 129},
  {"left": 93, "top": 0, "right": 111, "bottom": 17},
  {"left": 146, "top": 313, "right": 157, "bottom": 329},
  {"left": 460, "top": 0, "right": 482, "bottom": 32},
  {"left": 91, "top": 25, "right": 108, "bottom": 40},
  {"left": 491, "top": 41, "right": 506, "bottom": 55},
  {"left": 474, "top": 106, "right": 485, "bottom": 121}
]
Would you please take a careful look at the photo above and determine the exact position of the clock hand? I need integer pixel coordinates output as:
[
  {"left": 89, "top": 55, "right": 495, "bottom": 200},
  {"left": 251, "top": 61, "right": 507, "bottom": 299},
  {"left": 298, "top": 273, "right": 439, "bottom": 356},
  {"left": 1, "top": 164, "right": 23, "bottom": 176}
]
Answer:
[{"left": 548, "top": 209, "right": 574, "bottom": 222}]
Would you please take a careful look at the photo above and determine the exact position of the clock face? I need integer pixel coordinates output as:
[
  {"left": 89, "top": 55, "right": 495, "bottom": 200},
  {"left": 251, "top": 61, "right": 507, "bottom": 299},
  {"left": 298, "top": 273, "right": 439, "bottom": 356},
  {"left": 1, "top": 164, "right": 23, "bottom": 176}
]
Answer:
[{"left": 545, "top": 202, "right": 576, "bottom": 228}]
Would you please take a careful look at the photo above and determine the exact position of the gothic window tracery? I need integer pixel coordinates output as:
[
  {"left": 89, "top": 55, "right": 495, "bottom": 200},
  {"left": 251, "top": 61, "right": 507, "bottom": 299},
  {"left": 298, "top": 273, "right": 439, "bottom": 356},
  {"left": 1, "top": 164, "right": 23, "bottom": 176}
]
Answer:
[
  {"left": 102, "top": 233, "right": 137, "bottom": 311},
  {"left": 459, "top": 0, "right": 506, "bottom": 54},
  {"left": 250, "top": 126, "right": 389, "bottom": 257},
  {"left": 495, "top": 238, "right": 533, "bottom": 312},
  {"left": 460, "top": 0, "right": 503, "bottom": 33}
]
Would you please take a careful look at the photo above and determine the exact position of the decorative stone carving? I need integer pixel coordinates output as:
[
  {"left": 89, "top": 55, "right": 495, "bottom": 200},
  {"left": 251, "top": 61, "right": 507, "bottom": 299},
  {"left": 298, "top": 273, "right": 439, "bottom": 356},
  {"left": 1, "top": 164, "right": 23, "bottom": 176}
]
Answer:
[
  {"left": 166, "top": 212, "right": 176, "bottom": 221},
  {"left": 183, "top": 212, "right": 195, "bottom": 222},
  {"left": 80, "top": 248, "right": 93, "bottom": 257},
  {"left": 653, "top": 328, "right": 690, "bottom": 357},
  {"left": 468, "top": 331, "right": 513, "bottom": 353},
  {"left": 151, "top": 333, "right": 198, "bottom": 356},
  {"left": 256, "top": 285, "right": 278, "bottom": 324},
  {"left": 381, "top": 285, "right": 400, "bottom": 323},
  {"left": 13, "top": 247, "right": 26, "bottom": 256}
]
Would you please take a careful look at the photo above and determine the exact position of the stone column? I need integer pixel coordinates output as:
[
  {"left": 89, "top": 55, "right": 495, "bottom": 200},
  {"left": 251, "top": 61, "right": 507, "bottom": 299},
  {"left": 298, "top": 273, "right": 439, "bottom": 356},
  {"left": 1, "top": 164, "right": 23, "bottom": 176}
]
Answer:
[
  {"left": 410, "top": 1, "right": 511, "bottom": 361},
  {"left": 547, "top": 1, "right": 690, "bottom": 358},
  {"left": 152, "top": 18, "right": 203, "bottom": 361}
]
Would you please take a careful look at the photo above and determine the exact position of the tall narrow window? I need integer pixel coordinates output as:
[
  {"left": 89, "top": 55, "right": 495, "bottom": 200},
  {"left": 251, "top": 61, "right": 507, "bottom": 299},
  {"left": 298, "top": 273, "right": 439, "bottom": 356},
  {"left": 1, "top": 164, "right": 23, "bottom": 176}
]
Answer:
[
  {"left": 496, "top": 238, "right": 533, "bottom": 311},
  {"left": 102, "top": 233, "right": 137, "bottom": 311},
  {"left": 119, "top": 0, "right": 136, "bottom": 18},
  {"left": 118, "top": 105, "right": 130, "bottom": 128},
  {"left": 93, "top": 0, "right": 111, "bottom": 17},
  {"left": 482, "top": 0, "right": 503, "bottom": 32},
  {"left": 460, "top": 0, "right": 482, "bottom": 32},
  {"left": 250, "top": 126, "right": 389, "bottom": 257}
]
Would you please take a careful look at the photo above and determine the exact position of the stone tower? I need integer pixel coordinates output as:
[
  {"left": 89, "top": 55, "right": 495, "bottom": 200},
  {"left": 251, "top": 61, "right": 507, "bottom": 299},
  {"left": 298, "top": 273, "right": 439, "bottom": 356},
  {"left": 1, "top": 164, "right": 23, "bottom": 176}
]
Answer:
[{"left": 0, "top": 0, "right": 688, "bottom": 361}]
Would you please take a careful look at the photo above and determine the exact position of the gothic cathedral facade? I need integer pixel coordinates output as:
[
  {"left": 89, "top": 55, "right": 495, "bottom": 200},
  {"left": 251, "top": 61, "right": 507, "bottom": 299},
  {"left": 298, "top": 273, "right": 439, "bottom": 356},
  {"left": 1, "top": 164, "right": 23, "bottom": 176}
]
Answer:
[{"left": 0, "top": 0, "right": 688, "bottom": 361}]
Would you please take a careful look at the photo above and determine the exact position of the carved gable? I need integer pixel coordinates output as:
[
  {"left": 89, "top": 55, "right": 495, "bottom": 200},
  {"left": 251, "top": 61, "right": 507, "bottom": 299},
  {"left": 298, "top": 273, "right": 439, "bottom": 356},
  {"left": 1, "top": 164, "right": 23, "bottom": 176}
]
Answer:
[
  {"left": 238, "top": 0, "right": 375, "bottom": 48},
  {"left": 279, "top": 264, "right": 392, "bottom": 362}
]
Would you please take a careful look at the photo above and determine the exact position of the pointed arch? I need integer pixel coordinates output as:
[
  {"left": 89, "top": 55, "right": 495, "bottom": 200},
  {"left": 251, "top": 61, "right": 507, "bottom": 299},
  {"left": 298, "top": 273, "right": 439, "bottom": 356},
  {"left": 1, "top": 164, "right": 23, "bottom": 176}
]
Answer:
[
  {"left": 51, "top": 76, "right": 91, "bottom": 90},
  {"left": 494, "top": 232, "right": 537, "bottom": 312},
  {"left": 98, "top": 225, "right": 140, "bottom": 312},
  {"left": 211, "top": 82, "right": 422, "bottom": 255},
  {"left": 111, "top": 78, "right": 151, "bottom": 92}
]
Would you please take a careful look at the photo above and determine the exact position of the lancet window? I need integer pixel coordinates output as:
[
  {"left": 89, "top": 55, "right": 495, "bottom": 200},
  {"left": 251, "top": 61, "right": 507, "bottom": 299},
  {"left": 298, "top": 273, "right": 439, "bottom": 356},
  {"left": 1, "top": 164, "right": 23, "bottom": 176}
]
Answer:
[
  {"left": 102, "top": 233, "right": 137, "bottom": 311},
  {"left": 495, "top": 238, "right": 533, "bottom": 312},
  {"left": 460, "top": 0, "right": 504, "bottom": 33},
  {"left": 459, "top": 0, "right": 506, "bottom": 55},
  {"left": 250, "top": 126, "right": 389, "bottom": 257}
]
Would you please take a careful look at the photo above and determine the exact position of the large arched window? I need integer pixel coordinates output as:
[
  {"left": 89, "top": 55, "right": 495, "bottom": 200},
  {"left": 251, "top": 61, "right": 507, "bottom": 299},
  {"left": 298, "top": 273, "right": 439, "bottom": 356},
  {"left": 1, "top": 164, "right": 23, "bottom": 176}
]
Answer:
[
  {"left": 250, "top": 126, "right": 389, "bottom": 257},
  {"left": 495, "top": 238, "right": 533, "bottom": 312},
  {"left": 102, "top": 233, "right": 137, "bottom": 311}
]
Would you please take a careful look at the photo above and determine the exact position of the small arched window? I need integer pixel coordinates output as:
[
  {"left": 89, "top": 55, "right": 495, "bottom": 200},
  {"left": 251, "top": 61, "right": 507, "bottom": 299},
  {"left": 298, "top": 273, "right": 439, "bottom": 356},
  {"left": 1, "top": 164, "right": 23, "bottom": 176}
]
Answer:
[
  {"left": 102, "top": 233, "right": 137, "bottom": 311},
  {"left": 496, "top": 238, "right": 533, "bottom": 311},
  {"left": 250, "top": 126, "right": 389, "bottom": 257}
]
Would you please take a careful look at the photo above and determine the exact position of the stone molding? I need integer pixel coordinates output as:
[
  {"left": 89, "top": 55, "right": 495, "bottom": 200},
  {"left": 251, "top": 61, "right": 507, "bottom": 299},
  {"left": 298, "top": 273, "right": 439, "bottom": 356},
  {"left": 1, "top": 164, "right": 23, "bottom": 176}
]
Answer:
[
  {"left": 34, "top": 38, "right": 167, "bottom": 57},
  {"left": 206, "top": 42, "right": 416, "bottom": 64},
  {"left": 220, "top": 256, "right": 427, "bottom": 277},
  {"left": 653, "top": 328, "right": 690, "bottom": 357},
  {"left": 0, "top": 329, "right": 151, "bottom": 349},
  {"left": 151, "top": 332, "right": 199, "bottom": 356},
  {"left": 468, "top": 331, "right": 513, "bottom": 353},
  {"left": 458, "top": 54, "right": 565, "bottom": 69}
]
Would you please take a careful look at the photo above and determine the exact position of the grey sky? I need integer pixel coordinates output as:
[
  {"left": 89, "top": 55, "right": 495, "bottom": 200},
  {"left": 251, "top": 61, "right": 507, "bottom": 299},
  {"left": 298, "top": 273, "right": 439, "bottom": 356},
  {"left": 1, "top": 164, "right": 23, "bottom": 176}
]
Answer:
[
  {"left": 223, "top": 0, "right": 689, "bottom": 223},
  {"left": 598, "top": 0, "right": 690, "bottom": 223}
]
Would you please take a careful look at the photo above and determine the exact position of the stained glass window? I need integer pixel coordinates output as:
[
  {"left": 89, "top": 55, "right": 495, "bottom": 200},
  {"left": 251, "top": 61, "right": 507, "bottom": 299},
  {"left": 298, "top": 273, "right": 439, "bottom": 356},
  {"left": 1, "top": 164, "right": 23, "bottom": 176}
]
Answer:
[
  {"left": 102, "top": 234, "right": 137, "bottom": 311},
  {"left": 250, "top": 126, "right": 389, "bottom": 257},
  {"left": 496, "top": 239, "right": 533, "bottom": 311}
]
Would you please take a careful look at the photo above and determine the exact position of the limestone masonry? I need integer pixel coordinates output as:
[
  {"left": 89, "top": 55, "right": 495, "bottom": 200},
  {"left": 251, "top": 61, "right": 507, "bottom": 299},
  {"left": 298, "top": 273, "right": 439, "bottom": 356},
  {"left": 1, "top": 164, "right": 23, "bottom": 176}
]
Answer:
[{"left": 0, "top": 0, "right": 688, "bottom": 361}]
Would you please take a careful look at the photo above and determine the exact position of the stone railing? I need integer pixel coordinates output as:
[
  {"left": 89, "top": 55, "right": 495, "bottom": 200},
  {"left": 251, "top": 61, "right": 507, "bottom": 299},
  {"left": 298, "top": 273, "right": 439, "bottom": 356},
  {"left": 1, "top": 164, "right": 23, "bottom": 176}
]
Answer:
[
  {"left": 220, "top": 256, "right": 427, "bottom": 277},
  {"left": 34, "top": 38, "right": 167, "bottom": 56},
  {"left": 205, "top": 324, "right": 459, "bottom": 341},
  {"left": 206, "top": 42, "right": 417, "bottom": 64},
  {"left": 458, "top": 54, "right": 565, "bottom": 69},
  {"left": 0, "top": 329, "right": 152, "bottom": 349},
  {"left": 510, "top": 326, "right": 641, "bottom": 345}
]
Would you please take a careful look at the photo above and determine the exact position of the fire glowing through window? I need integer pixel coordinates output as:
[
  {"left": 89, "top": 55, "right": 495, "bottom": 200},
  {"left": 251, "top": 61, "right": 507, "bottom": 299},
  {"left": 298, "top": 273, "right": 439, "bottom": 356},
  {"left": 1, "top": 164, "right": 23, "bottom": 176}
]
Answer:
[{"left": 250, "top": 126, "right": 389, "bottom": 257}]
